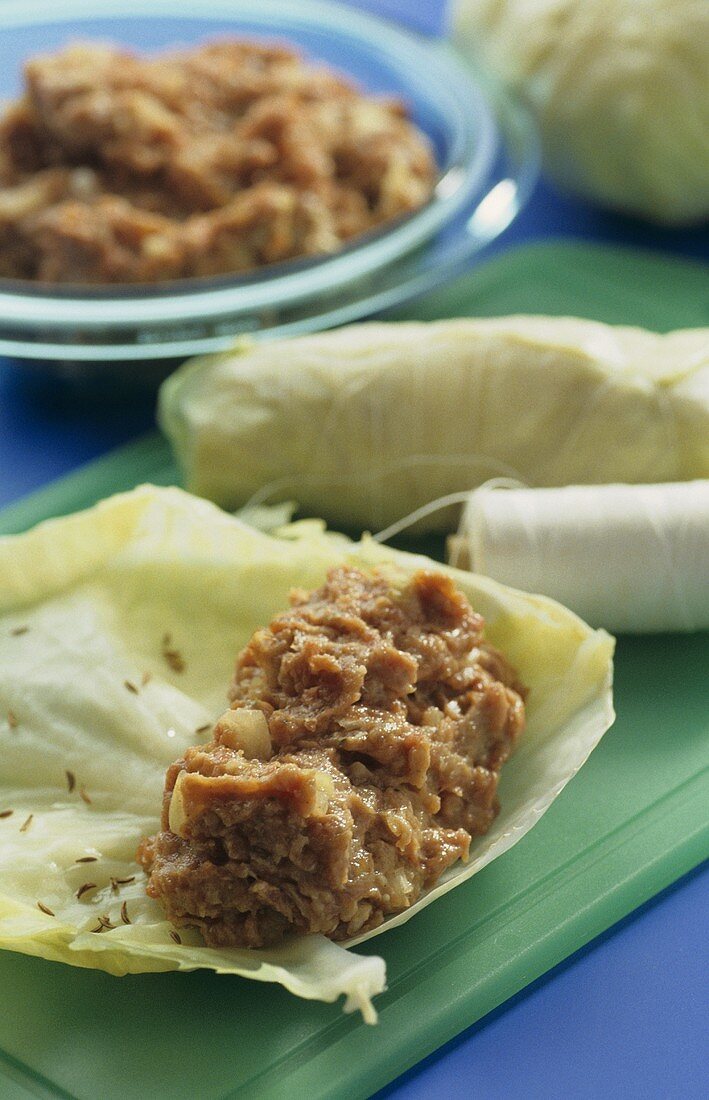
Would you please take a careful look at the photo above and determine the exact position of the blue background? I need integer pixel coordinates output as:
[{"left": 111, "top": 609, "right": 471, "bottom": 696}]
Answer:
[{"left": 0, "top": 3, "right": 707, "bottom": 1098}]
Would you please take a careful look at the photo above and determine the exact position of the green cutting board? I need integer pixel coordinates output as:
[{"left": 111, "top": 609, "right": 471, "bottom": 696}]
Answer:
[{"left": 1, "top": 242, "right": 707, "bottom": 1100}]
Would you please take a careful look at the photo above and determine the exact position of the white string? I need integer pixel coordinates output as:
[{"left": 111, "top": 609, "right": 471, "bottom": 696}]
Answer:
[
  {"left": 372, "top": 477, "right": 529, "bottom": 545},
  {"left": 241, "top": 453, "right": 527, "bottom": 515},
  {"left": 455, "top": 477, "right": 528, "bottom": 567},
  {"left": 451, "top": 479, "right": 709, "bottom": 634},
  {"left": 371, "top": 491, "right": 474, "bottom": 544}
]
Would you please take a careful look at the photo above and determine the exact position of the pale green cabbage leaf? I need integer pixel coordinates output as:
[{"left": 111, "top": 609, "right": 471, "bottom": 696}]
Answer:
[
  {"left": 0, "top": 486, "right": 614, "bottom": 1020},
  {"left": 158, "top": 317, "right": 709, "bottom": 534},
  {"left": 453, "top": 0, "right": 709, "bottom": 226}
]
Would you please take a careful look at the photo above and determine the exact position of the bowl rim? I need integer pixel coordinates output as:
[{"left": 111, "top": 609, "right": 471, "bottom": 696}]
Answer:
[{"left": 0, "top": 0, "right": 498, "bottom": 330}]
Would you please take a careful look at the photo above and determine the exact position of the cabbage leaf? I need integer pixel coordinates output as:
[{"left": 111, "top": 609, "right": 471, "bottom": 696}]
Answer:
[{"left": 0, "top": 486, "right": 614, "bottom": 1020}]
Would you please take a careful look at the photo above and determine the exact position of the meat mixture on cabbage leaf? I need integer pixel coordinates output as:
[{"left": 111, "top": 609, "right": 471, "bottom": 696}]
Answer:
[{"left": 138, "top": 567, "right": 526, "bottom": 947}]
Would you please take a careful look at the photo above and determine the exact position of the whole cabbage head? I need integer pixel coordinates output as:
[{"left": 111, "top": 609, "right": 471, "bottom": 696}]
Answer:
[{"left": 452, "top": 0, "right": 709, "bottom": 225}]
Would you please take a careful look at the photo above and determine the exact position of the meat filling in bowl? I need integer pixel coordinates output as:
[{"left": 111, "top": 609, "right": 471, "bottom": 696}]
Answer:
[
  {"left": 0, "top": 39, "right": 437, "bottom": 284},
  {"left": 138, "top": 567, "right": 526, "bottom": 947}
]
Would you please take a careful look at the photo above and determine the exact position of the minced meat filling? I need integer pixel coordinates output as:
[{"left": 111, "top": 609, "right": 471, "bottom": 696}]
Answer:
[
  {"left": 137, "top": 567, "right": 526, "bottom": 947},
  {"left": 0, "top": 40, "right": 436, "bottom": 283}
]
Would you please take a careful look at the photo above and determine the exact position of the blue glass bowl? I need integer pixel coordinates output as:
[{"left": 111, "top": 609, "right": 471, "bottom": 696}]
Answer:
[{"left": 0, "top": 0, "right": 539, "bottom": 368}]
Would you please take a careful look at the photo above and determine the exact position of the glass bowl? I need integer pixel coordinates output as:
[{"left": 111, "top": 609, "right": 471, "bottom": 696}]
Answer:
[{"left": 0, "top": 0, "right": 539, "bottom": 374}]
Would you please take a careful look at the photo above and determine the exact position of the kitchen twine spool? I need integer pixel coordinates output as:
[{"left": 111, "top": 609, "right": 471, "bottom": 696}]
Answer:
[{"left": 374, "top": 480, "right": 709, "bottom": 634}]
